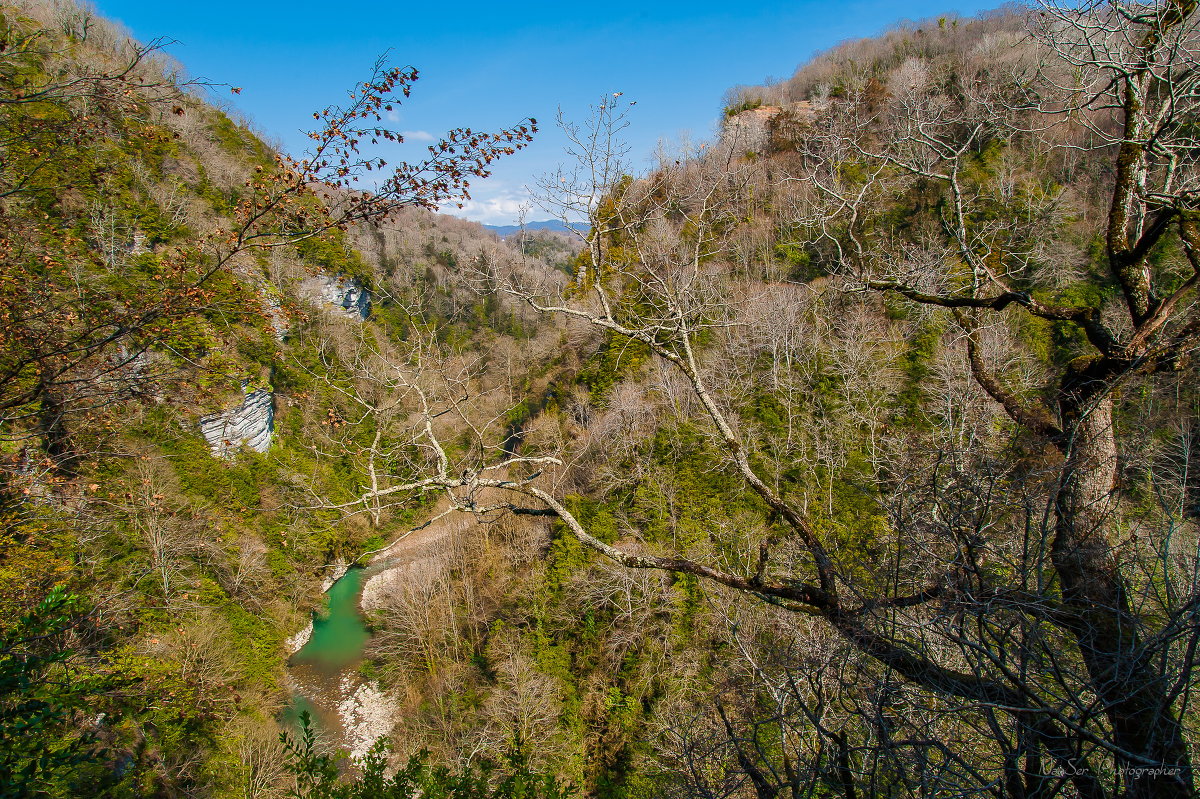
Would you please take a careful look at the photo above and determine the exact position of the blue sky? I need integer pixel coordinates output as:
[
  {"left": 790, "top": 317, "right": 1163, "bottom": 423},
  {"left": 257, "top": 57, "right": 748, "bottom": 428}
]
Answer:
[{"left": 94, "top": 0, "right": 1006, "bottom": 225}]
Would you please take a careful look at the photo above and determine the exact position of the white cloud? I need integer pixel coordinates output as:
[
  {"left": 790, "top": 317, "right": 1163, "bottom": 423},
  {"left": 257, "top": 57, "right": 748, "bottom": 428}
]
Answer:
[
  {"left": 442, "top": 186, "right": 531, "bottom": 226},
  {"left": 401, "top": 130, "right": 435, "bottom": 142}
]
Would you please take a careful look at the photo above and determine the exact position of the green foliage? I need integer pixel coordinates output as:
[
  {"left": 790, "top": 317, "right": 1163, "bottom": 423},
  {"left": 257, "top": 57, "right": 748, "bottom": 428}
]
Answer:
[
  {"left": 283, "top": 713, "right": 573, "bottom": 799},
  {"left": 773, "top": 239, "right": 822, "bottom": 281},
  {"left": 0, "top": 589, "right": 124, "bottom": 798},
  {"left": 295, "top": 232, "right": 374, "bottom": 289},
  {"left": 150, "top": 425, "right": 270, "bottom": 509},
  {"left": 543, "top": 518, "right": 589, "bottom": 595},
  {"left": 574, "top": 333, "right": 650, "bottom": 405},
  {"left": 723, "top": 97, "right": 764, "bottom": 117},
  {"left": 206, "top": 110, "right": 273, "bottom": 166},
  {"left": 893, "top": 315, "right": 942, "bottom": 427}
]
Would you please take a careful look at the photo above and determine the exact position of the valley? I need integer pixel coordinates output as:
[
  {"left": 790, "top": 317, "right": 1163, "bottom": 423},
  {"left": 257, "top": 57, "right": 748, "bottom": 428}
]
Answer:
[{"left": 2, "top": 2, "right": 1200, "bottom": 798}]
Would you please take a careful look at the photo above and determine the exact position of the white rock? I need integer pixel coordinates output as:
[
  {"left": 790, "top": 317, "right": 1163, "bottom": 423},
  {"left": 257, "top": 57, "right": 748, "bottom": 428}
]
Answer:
[
  {"left": 260, "top": 288, "right": 289, "bottom": 340},
  {"left": 285, "top": 621, "right": 313, "bottom": 655},
  {"left": 336, "top": 676, "right": 398, "bottom": 761},
  {"left": 199, "top": 388, "right": 274, "bottom": 457},
  {"left": 320, "top": 560, "right": 350, "bottom": 592},
  {"left": 299, "top": 275, "right": 371, "bottom": 320}
]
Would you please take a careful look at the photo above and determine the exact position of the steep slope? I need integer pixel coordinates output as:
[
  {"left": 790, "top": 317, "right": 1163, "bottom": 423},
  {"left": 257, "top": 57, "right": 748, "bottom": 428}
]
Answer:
[
  {"left": 344, "top": 6, "right": 1200, "bottom": 799},
  {"left": 0, "top": 2, "right": 555, "bottom": 796},
  {"left": 8, "top": 3, "right": 1200, "bottom": 799}
]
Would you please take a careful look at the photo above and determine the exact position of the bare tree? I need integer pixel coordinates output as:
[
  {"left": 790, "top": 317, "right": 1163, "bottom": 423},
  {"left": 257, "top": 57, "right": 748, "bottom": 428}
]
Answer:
[
  {"left": 320, "top": 7, "right": 1200, "bottom": 794},
  {"left": 784, "top": 3, "right": 1200, "bottom": 796}
]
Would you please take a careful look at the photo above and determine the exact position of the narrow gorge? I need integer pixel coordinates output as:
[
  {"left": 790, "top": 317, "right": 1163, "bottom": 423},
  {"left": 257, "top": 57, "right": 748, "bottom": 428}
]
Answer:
[{"left": 285, "top": 513, "right": 472, "bottom": 760}]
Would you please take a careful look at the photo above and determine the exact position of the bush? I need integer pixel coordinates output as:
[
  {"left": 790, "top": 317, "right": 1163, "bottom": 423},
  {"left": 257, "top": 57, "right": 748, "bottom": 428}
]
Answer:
[{"left": 283, "top": 713, "right": 574, "bottom": 799}]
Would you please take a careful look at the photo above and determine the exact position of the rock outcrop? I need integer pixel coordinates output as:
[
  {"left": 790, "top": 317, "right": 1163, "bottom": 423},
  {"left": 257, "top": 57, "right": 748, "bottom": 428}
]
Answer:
[
  {"left": 260, "top": 288, "right": 289, "bottom": 340},
  {"left": 335, "top": 677, "right": 398, "bottom": 761},
  {"left": 299, "top": 274, "right": 371, "bottom": 320},
  {"left": 722, "top": 105, "right": 782, "bottom": 154},
  {"left": 199, "top": 388, "right": 274, "bottom": 456},
  {"left": 721, "top": 101, "right": 815, "bottom": 155}
]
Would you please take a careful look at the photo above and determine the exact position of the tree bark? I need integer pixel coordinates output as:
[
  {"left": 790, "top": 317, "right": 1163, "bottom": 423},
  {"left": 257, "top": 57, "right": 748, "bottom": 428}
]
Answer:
[
  {"left": 1053, "top": 364, "right": 1192, "bottom": 798},
  {"left": 36, "top": 377, "right": 76, "bottom": 476}
]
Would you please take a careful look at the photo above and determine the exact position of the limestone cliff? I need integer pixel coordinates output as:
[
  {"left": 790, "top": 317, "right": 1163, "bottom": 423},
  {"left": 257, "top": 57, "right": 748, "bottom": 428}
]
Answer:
[
  {"left": 299, "top": 274, "right": 371, "bottom": 319},
  {"left": 198, "top": 388, "right": 274, "bottom": 456}
]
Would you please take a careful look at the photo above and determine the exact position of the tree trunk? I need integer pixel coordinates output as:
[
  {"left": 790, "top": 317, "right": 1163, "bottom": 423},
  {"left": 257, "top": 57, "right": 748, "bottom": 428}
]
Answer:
[
  {"left": 36, "top": 379, "right": 77, "bottom": 476},
  {"left": 1053, "top": 368, "right": 1192, "bottom": 798}
]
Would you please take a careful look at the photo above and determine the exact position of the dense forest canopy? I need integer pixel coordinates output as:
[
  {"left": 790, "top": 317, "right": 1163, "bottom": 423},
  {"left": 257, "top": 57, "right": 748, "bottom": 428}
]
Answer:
[{"left": 2, "top": 2, "right": 1200, "bottom": 798}]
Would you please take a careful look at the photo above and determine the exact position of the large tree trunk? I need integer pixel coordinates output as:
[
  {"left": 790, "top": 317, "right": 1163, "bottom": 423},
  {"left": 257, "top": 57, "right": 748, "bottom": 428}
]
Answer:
[
  {"left": 36, "top": 378, "right": 77, "bottom": 476},
  {"left": 1053, "top": 368, "right": 1192, "bottom": 798}
]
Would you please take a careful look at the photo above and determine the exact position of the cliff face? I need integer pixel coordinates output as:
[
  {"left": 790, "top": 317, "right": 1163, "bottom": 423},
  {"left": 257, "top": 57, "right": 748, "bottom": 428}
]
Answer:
[
  {"left": 299, "top": 274, "right": 372, "bottom": 319},
  {"left": 721, "top": 101, "right": 815, "bottom": 154},
  {"left": 198, "top": 388, "right": 274, "bottom": 456},
  {"left": 722, "top": 105, "right": 783, "bottom": 153}
]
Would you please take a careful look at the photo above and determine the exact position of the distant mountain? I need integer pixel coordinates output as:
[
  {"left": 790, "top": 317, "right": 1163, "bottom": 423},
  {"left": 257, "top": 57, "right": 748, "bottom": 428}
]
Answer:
[{"left": 484, "top": 219, "right": 578, "bottom": 237}]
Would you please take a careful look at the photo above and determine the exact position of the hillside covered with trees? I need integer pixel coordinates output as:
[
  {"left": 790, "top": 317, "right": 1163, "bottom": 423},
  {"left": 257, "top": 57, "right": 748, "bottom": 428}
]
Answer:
[{"left": 3, "top": 2, "right": 1200, "bottom": 799}]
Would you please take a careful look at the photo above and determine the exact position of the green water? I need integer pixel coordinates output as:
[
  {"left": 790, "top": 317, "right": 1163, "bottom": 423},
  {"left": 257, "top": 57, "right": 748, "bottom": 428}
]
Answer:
[
  {"left": 280, "top": 692, "right": 320, "bottom": 730},
  {"left": 290, "top": 567, "right": 370, "bottom": 674}
]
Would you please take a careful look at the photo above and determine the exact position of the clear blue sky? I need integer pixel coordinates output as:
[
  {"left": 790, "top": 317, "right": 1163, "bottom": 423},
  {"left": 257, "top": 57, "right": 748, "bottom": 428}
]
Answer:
[{"left": 94, "top": 0, "right": 1006, "bottom": 225}]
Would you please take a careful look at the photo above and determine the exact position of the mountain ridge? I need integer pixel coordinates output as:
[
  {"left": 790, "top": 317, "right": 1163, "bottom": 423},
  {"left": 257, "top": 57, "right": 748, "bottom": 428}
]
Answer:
[{"left": 483, "top": 218, "right": 579, "bottom": 236}]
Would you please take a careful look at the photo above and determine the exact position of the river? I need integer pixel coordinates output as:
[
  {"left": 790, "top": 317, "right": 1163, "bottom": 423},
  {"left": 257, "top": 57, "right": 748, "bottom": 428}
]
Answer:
[{"left": 283, "top": 514, "right": 468, "bottom": 758}]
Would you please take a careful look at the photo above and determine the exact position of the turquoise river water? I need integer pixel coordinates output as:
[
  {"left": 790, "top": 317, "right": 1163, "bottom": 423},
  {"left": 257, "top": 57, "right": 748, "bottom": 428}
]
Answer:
[
  {"left": 284, "top": 566, "right": 374, "bottom": 737},
  {"left": 291, "top": 567, "right": 371, "bottom": 673}
]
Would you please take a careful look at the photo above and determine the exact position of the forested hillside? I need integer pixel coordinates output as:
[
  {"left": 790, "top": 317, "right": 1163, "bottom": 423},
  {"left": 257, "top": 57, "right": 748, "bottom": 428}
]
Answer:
[
  {"left": 0, "top": 1, "right": 551, "bottom": 795},
  {"left": 4, "top": 2, "right": 1200, "bottom": 799}
]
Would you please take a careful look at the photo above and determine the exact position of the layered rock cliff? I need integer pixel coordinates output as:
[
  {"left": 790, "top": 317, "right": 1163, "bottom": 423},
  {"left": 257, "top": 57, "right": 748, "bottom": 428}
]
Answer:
[{"left": 198, "top": 388, "right": 275, "bottom": 456}]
